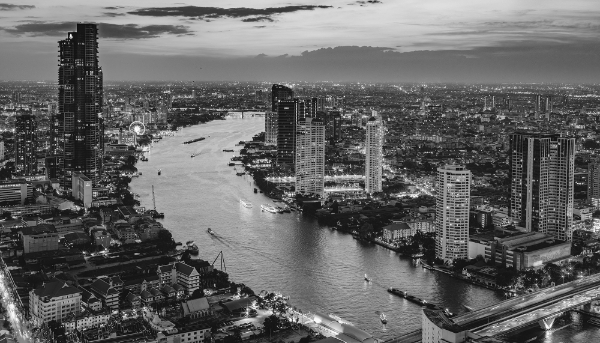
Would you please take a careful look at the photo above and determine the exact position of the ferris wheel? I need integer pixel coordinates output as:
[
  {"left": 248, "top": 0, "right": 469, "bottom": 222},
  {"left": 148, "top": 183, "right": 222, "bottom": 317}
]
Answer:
[{"left": 129, "top": 121, "right": 145, "bottom": 135}]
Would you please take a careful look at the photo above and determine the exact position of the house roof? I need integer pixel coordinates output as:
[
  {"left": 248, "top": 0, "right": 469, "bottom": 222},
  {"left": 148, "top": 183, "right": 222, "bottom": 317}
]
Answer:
[
  {"left": 21, "top": 224, "right": 57, "bottom": 236},
  {"left": 90, "top": 279, "right": 118, "bottom": 296},
  {"left": 158, "top": 264, "right": 173, "bottom": 273},
  {"left": 382, "top": 223, "right": 411, "bottom": 232},
  {"left": 33, "top": 279, "right": 81, "bottom": 298},
  {"left": 182, "top": 297, "right": 210, "bottom": 316},
  {"left": 175, "top": 262, "right": 196, "bottom": 276},
  {"left": 221, "top": 296, "right": 257, "bottom": 313}
]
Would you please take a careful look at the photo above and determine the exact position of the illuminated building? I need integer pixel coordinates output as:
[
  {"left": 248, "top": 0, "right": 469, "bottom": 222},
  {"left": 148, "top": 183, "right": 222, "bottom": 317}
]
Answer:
[
  {"left": 365, "top": 114, "right": 383, "bottom": 193},
  {"left": 435, "top": 165, "right": 471, "bottom": 262},
  {"left": 29, "top": 280, "right": 82, "bottom": 324},
  {"left": 54, "top": 23, "right": 103, "bottom": 188},
  {"left": 14, "top": 113, "right": 37, "bottom": 176},
  {"left": 295, "top": 118, "right": 325, "bottom": 197},
  {"left": 509, "top": 132, "right": 575, "bottom": 241}
]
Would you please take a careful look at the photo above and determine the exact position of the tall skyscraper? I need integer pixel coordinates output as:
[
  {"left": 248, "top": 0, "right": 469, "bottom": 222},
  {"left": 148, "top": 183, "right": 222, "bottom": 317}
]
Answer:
[
  {"left": 271, "top": 84, "right": 293, "bottom": 112},
  {"left": 276, "top": 99, "right": 309, "bottom": 167},
  {"left": 435, "top": 165, "right": 471, "bottom": 262},
  {"left": 265, "top": 111, "right": 278, "bottom": 146},
  {"left": 365, "top": 114, "right": 383, "bottom": 193},
  {"left": 295, "top": 118, "right": 325, "bottom": 198},
  {"left": 588, "top": 158, "right": 600, "bottom": 204},
  {"left": 15, "top": 113, "right": 37, "bottom": 176},
  {"left": 55, "top": 23, "right": 104, "bottom": 187},
  {"left": 509, "top": 133, "right": 575, "bottom": 241}
]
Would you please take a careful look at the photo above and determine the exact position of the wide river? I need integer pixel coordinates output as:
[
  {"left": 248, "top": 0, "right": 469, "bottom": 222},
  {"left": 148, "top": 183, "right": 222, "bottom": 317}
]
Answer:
[{"left": 130, "top": 116, "right": 596, "bottom": 342}]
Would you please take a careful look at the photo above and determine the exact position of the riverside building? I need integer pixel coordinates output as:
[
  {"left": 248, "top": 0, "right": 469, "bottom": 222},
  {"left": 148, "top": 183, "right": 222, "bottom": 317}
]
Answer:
[
  {"left": 295, "top": 118, "right": 325, "bottom": 198},
  {"left": 509, "top": 132, "right": 575, "bottom": 241},
  {"left": 364, "top": 113, "right": 383, "bottom": 194},
  {"left": 14, "top": 113, "right": 37, "bottom": 176},
  {"left": 54, "top": 23, "right": 104, "bottom": 187},
  {"left": 435, "top": 165, "right": 471, "bottom": 262}
]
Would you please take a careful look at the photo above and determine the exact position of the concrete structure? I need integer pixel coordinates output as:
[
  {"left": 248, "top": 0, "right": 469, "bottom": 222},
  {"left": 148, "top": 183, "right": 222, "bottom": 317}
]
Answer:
[
  {"left": 588, "top": 157, "right": 600, "bottom": 203},
  {"left": 157, "top": 262, "right": 200, "bottom": 295},
  {"left": 156, "top": 322, "right": 211, "bottom": 343},
  {"left": 55, "top": 23, "right": 104, "bottom": 187},
  {"left": 265, "top": 111, "right": 278, "bottom": 145},
  {"left": 21, "top": 224, "right": 59, "bottom": 254},
  {"left": 382, "top": 221, "right": 435, "bottom": 241},
  {"left": 0, "top": 180, "right": 32, "bottom": 206},
  {"left": 509, "top": 133, "right": 575, "bottom": 241},
  {"left": 468, "top": 232, "right": 571, "bottom": 270},
  {"left": 29, "top": 280, "right": 82, "bottom": 324},
  {"left": 72, "top": 173, "right": 92, "bottom": 208},
  {"left": 89, "top": 278, "right": 119, "bottom": 310},
  {"left": 364, "top": 115, "right": 383, "bottom": 194},
  {"left": 63, "top": 310, "right": 110, "bottom": 333},
  {"left": 14, "top": 113, "right": 37, "bottom": 176},
  {"left": 422, "top": 309, "right": 466, "bottom": 343},
  {"left": 295, "top": 118, "right": 325, "bottom": 197},
  {"left": 435, "top": 165, "right": 471, "bottom": 262}
]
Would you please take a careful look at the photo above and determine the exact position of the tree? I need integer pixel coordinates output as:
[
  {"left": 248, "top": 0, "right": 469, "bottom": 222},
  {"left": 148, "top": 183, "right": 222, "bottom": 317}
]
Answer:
[
  {"left": 189, "top": 288, "right": 205, "bottom": 300},
  {"left": 263, "top": 314, "right": 280, "bottom": 336}
]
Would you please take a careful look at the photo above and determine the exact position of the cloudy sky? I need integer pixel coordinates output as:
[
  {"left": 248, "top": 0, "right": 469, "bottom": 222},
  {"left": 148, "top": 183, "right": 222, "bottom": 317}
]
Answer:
[{"left": 1, "top": 0, "right": 599, "bottom": 83}]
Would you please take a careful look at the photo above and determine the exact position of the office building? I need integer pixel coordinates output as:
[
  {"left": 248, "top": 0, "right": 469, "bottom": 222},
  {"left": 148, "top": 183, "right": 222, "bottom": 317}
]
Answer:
[
  {"left": 30, "top": 279, "right": 82, "bottom": 324},
  {"left": 435, "top": 165, "right": 471, "bottom": 262},
  {"left": 0, "top": 180, "right": 32, "bottom": 206},
  {"left": 265, "top": 111, "right": 278, "bottom": 146},
  {"left": 365, "top": 114, "right": 383, "bottom": 193},
  {"left": 271, "top": 84, "right": 293, "bottom": 112},
  {"left": 21, "top": 224, "right": 59, "bottom": 254},
  {"left": 14, "top": 113, "right": 37, "bottom": 176},
  {"left": 509, "top": 133, "right": 575, "bottom": 241},
  {"left": 589, "top": 158, "right": 600, "bottom": 202},
  {"left": 72, "top": 173, "right": 92, "bottom": 208},
  {"left": 55, "top": 23, "right": 103, "bottom": 188},
  {"left": 295, "top": 118, "right": 325, "bottom": 198},
  {"left": 276, "top": 99, "right": 308, "bottom": 167}
]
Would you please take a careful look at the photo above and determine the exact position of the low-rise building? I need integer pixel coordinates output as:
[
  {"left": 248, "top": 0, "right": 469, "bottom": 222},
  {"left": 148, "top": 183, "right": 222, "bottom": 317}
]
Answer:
[
  {"left": 21, "top": 224, "right": 59, "bottom": 254},
  {"left": 29, "top": 279, "right": 82, "bottom": 324},
  {"left": 157, "top": 262, "right": 200, "bottom": 295},
  {"left": 156, "top": 323, "right": 212, "bottom": 343},
  {"left": 63, "top": 309, "right": 110, "bottom": 333},
  {"left": 89, "top": 279, "right": 119, "bottom": 310},
  {"left": 181, "top": 298, "right": 212, "bottom": 319}
]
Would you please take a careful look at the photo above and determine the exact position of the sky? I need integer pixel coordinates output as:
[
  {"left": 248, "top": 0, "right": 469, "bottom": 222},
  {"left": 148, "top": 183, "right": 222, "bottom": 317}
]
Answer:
[{"left": 0, "top": 0, "right": 599, "bottom": 83}]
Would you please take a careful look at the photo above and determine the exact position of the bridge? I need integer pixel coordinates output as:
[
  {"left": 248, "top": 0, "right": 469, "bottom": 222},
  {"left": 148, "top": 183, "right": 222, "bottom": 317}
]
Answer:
[{"left": 386, "top": 273, "right": 600, "bottom": 343}]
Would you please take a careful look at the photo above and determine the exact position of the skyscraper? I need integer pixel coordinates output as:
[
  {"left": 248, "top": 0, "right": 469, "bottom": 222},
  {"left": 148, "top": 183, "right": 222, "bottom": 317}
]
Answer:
[
  {"left": 509, "top": 133, "right": 575, "bottom": 241},
  {"left": 276, "top": 99, "right": 309, "bottom": 167},
  {"left": 588, "top": 158, "right": 600, "bottom": 204},
  {"left": 15, "top": 113, "right": 37, "bottom": 176},
  {"left": 55, "top": 23, "right": 103, "bottom": 187},
  {"left": 265, "top": 111, "right": 278, "bottom": 146},
  {"left": 435, "top": 165, "right": 471, "bottom": 262},
  {"left": 295, "top": 118, "right": 325, "bottom": 198},
  {"left": 271, "top": 84, "right": 293, "bottom": 112},
  {"left": 365, "top": 114, "right": 383, "bottom": 194}
]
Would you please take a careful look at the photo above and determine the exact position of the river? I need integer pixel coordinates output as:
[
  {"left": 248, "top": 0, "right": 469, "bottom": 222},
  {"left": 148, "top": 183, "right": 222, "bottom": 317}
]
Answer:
[{"left": 130, "top": 116, "right": 505, "bottom": 340}]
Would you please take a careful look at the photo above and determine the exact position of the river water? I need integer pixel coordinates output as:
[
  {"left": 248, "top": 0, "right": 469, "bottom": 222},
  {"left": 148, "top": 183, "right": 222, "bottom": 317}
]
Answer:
[{"left": 130, "top": 116, "right": 505, "bottom": 340}]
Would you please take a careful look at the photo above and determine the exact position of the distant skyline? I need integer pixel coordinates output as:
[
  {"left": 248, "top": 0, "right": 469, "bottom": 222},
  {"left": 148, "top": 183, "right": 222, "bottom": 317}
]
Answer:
[{"left": 0, "top": 0, "right": 599, "bottom": 83}]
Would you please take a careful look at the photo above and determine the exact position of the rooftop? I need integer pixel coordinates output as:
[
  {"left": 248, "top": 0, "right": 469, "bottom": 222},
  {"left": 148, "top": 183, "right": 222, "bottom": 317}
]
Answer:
[{"left": 33, "top": 279, "right": 81, "bottom": 298}]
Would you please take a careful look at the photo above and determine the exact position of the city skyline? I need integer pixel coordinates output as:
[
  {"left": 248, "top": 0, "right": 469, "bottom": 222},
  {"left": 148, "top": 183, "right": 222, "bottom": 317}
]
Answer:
[{"left": 0, "top": 1, "right": 599, "bottom": 82}]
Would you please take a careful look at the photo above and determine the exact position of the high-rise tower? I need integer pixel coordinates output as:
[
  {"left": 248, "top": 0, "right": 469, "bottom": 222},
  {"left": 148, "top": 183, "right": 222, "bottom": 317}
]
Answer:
[
  {"left": 15, "top": 113, "right": 37, "bottom": 176},
  {"left": 55, "top": 23, "right": 103, "bottom": 187},
  {"left": 509, "top": 132, "right": 575, "bottom": 240},
  {"left": 271, "top": 84, "right": 293, "bottom": 112},
  {"left": 295, "top": 118, "right": 325, "bottom": 198},
  {"left": 276, "top": 98, "right": 309, "bottom": 167},
  {"left": 435, "top": 165, "right": 471, "bottom": 262},
  {"left": 588, "top": 158, "right": 600, "bottom": 205},
  {"left": 365, "top": 114, "right": 383, "bottom": 193}
]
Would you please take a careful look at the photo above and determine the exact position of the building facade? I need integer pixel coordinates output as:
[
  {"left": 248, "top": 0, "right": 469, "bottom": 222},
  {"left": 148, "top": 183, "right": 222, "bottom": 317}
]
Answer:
[
  {"left": 29, "top": 280, "right": 82, "bottom": 324},
  {"left": 589, "top": 158, "right": 600, "bottom": 203},
  {"left": 509, "top": 133, "right": 575, "bottom": 241},
  {"left": 54, "top": 23, "right": 103, "bottom": 188},
  {"left": 21, "top": 225, "right": 59, "bottom": 254},
  {"left": 265, "top": 111, "right": 278, "bottom": 146},
  {"left": 435, "top": 165, "right": 471, "bottom": 262},
  {"left": 271, "top": 84, "right": 293, "bottom": 112},
  {"left": 72, "top": 173, "right": 92, "bottom": 208},
  {"left": 365, "top": 115, "right": 383, "bottom": 194},
  {"left": 295, "top": 118, "right": 325, "bottom": 197},
  {"left": 276, "top": 99, "right": 308, "bottom": 167},
  {"left": 15, "top": 113, "right": 37, "bottom": 176}
]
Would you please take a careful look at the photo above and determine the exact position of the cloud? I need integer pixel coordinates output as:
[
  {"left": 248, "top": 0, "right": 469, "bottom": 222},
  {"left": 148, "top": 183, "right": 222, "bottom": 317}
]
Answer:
[
  {"left": 2, "top": 21, "right": 192, "bottom": 39},
  {"left": 128, "top": 5, "right": 332, "bottom": 22},
  {"left": 0, "top": 3, "right": 34, "bottom": 10},
  {"left": 102, "top": 12, "right": 125, "bottom": 17},
  {"left": 241, "top": 16, "right": 273, "bottom": 22}
]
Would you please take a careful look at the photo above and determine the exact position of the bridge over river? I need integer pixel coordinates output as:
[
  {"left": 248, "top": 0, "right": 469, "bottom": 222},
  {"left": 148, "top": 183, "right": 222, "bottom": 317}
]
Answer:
[{"left": 388, "top": 273, "right": 600, "bottom": 343}]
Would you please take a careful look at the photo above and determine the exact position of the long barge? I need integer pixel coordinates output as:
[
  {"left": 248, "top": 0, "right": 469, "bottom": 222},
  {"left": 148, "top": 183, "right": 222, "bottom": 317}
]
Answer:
[
  {"left": 183, "top": 137, "right": 205, "bottom": 144},
  {"left": 387, "top": 287, "right": 453, "bottom": 316}
]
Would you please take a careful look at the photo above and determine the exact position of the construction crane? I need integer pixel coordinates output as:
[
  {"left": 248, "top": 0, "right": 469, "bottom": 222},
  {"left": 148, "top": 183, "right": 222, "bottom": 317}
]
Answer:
[{"left": 212, "top": 250, "right": 226, "bottom": 272}]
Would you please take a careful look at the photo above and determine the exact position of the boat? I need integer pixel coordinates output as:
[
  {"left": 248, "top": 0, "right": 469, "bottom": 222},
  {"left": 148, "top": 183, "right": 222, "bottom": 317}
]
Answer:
[
  {"left": 240, "top": 199, "right": 253, "bottom": 208},
  {"left": 158, "top": 169, "right": 162, "bottom": 176},
  {"left": 463, "top": 305, "right": 475, "bottom": 312},
  {"left": 140, "top": 156, "right": 148, "bottom": 162},
  {"left": 223, "top": 149, "right": 234, "bottom": 152},
  {"left": 148, "top": 210, "right": 164, "bottom": 219},
  {"left": 207, "top": 228, "right": 215, "bottom": 235},
  {"left": 254, "top": 188, "right": 258, "bottom": 193},
  {"left": 261, "top": 204, "right": 279, "bottom": 213},
  {"left": 191, "top": 152, "right": 201, "bottom": 158},
  {"left": 236, "top": 172, "right": 245, "bottom": 176},
  {"left": 228, "top": 162, "right": 235, "bottom": 166},
  {"left": 186, "top": 240, "right": 194, "bottom": 245},
  {"left": 380, "top": 313, "right": 387, "bottom": 325},
  {"left": 183, "top": 137, "right": 205, "bottom": 144},
  {"left": 364, "top": 274, "right": 371, "bottom": 282}
]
